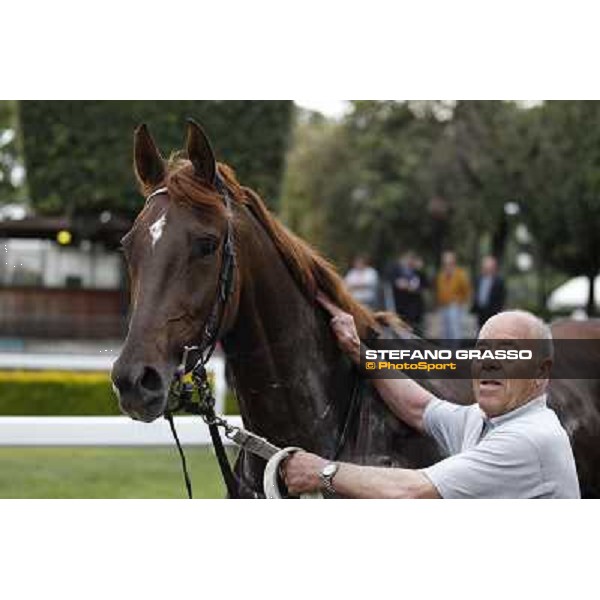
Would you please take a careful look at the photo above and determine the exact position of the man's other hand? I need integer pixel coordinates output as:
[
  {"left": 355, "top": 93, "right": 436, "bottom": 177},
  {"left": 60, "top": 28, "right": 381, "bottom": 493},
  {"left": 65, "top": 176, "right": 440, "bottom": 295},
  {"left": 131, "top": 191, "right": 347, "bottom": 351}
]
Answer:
[
  {"left": 316, "top": 292, "right": 361, "bottom": 363},
  {"left": 283, "top": 451, "right": 328, "bottom": 496}
]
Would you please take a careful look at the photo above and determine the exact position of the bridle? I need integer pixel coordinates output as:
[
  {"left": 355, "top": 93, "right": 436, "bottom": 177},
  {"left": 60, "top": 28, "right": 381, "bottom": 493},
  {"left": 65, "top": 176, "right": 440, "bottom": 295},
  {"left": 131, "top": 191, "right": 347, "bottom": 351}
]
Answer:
[
  {"left": 139, "top": 174, "right": 364, "bottom": 499},
  {"left": 144, "top": 173, "right": 240, "bottom": 498},
  {"left": 145, "top": 174, "right": 236, "bottom": 371}
]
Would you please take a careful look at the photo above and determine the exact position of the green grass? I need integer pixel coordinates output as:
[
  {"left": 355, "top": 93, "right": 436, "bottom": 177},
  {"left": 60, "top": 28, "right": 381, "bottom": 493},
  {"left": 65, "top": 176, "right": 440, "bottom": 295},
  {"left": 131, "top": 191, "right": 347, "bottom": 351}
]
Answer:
[{"left": 0, "top": 447, "right": 236, "bottom": 498}]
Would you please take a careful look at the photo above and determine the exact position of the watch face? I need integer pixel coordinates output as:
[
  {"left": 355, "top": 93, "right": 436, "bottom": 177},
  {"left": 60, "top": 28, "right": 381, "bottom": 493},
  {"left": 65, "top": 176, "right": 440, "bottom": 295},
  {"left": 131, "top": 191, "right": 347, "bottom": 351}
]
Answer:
[{"left": 322, "top": 464, "right": 337, "bottom": 477}]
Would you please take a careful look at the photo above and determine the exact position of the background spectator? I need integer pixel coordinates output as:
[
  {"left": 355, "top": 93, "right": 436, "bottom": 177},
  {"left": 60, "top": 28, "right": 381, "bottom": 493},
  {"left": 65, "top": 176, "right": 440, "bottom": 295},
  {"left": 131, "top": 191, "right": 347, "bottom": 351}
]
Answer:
[
  {"left": 472, "top": 255, "right": 506, "bottom": 329},
  {"left": 388, "top": 251, "right": 428, "bottom": 333},
  {"left": 436, "top": 251, "right": 471, "bottom": 344},
  {"left": 344, "top": 255, "right": 380, "bottom": 310}
]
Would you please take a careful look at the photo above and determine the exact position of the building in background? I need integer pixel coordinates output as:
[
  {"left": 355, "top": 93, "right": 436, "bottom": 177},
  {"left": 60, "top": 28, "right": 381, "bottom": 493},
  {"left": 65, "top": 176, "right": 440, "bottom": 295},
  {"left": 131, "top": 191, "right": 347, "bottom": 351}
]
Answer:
[{"left": 0, "top": 213, "right": 129, "bottom": 340}]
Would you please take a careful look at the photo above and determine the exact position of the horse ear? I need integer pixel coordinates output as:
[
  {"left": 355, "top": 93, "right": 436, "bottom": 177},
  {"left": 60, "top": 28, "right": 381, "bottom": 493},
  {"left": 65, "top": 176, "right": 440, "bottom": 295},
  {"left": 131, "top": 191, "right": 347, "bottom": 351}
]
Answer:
[
  {"left": 133, "top": 124, "right": 165, "bottom": 189},
  {"left": 185, "top": 118, "right": 216, "bottom": 183}
]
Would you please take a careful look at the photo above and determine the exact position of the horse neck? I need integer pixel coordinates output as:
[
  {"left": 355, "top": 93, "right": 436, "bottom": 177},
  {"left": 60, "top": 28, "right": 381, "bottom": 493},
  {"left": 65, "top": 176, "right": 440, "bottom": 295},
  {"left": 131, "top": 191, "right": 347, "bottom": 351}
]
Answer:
[{"left": 221, "top": 207, "right": 355, "bottom": 457}]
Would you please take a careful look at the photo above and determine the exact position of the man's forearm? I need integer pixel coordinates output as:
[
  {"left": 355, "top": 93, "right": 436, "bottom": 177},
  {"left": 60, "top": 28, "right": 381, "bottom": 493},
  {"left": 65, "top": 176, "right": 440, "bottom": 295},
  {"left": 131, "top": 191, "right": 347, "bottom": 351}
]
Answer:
[
  {"left": 332, "top": 462, "right": 440, "bottom": 499},
  {"left": 369, "top": 375, "right": 433, "bottom": 432},
  {"left": 331, "top": 314, "right": 434, "bottom": 432},
  {"left": 348, "top": 343, "right": 433, "bottom": 432}
]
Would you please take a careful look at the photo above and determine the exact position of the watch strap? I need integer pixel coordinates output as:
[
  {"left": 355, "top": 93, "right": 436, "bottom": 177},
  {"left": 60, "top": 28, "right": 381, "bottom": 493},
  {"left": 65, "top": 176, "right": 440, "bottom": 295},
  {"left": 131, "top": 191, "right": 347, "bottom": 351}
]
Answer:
[{"left": 320, "top": 463, "right": 339, "bottom": 494}]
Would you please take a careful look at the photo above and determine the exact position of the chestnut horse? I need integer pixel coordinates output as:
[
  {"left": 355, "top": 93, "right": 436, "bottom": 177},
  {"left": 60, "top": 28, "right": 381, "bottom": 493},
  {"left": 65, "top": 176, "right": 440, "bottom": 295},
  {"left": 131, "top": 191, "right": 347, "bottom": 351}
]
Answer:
[{"left": 111, "top": 121, "right": 600, "bottom": 498}]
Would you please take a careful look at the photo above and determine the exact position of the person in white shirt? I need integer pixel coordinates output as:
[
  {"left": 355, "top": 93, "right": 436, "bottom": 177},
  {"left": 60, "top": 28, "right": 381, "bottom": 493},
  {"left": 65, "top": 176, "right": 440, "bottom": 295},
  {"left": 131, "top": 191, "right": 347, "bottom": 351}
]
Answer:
[
  {"left": 283, "top": 300, "right": 580, "bottom": 499},
  {"left": 344, "top": 255, "right": 380, "bottom": 309}
]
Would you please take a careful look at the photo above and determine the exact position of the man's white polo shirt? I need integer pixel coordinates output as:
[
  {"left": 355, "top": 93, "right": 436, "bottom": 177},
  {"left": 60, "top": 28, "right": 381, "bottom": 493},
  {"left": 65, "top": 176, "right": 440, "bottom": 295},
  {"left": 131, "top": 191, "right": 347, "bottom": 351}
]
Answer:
[{"left": 421, "top": 394, "right": 581, "bottom": 498}]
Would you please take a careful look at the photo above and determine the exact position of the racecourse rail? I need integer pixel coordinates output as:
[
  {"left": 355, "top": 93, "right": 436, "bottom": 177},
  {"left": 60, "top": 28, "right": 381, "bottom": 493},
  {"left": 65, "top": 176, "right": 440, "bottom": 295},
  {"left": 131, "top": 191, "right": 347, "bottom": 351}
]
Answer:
[
  {"left": 0, "top": 415, "right": 243, "bottom": 446},
  {"left": 0, "top": 351, "right": 232, "bottom": 446}
]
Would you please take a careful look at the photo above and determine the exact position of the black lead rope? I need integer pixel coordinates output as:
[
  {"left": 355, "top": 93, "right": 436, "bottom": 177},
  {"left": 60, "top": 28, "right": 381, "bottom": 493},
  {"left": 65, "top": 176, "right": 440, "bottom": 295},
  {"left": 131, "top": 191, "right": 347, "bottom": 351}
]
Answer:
[
  {"left": 166, "top": 410, "right": 240, "bottom": 500},
  {"left": 165, "top": 412, "right": 194, "bottom": 499},
  {"left": 164, "top": 361, "right": 240, "bottom": 499},
  {"left": 207, "top": 422, "right": 239, "bottom": 498}
]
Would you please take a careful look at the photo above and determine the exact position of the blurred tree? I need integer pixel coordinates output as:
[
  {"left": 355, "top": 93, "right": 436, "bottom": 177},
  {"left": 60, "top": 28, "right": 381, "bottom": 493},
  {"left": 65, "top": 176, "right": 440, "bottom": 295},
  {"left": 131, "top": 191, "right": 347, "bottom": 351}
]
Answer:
[
  {"left": 281, "top": 110, "right": 350, "bottom": 259},
  {"left": 282, "top": 102, "right": 446, "bottom": 270},
  {"left": 283, "top": 101, "right": 531, "bottom": 274},
  {"left": 518, "top": 101, "right": 600, "bottom": 315},
  {"left": 428, "top": 101, "right": 530, "bottom": 272},
  {"left": 283, "top": 100, "right": 599, "bottom": 314},
  {"left": 0, "top": 101, "right": 26, "bottom": 204},
  {"left": 19, "top": 101, "right": 293, "bottom": 217}
]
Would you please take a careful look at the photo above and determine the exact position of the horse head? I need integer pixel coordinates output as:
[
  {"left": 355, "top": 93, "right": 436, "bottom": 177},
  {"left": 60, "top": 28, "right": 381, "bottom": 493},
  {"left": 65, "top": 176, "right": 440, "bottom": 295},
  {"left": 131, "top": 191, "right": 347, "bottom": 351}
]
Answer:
[{"left": 111, "top": 120, "right": 239, "bottom": 422}]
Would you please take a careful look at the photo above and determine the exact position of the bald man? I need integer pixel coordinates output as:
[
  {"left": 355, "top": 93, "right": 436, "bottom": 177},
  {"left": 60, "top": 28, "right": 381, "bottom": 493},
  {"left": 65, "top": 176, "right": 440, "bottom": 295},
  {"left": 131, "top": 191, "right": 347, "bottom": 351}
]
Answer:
[{"left": 283, "top": 305, "right": 580, "bottom": 499}]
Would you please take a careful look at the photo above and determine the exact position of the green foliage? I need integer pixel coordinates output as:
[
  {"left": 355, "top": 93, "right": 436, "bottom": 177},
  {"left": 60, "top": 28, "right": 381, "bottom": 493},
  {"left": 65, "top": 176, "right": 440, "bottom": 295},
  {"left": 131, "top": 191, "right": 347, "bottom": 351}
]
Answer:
[
  {"left": 0, "top": 371, "right": 120, "bottom": 415},
  {"left": 283, "top": 101, "right": 526, "bottom": 272},
  {"left": 282, "top": 102, "right": 446, "bottom": 269},
  {"left": 430, "top": 101, "right": 525, "bottom": 263},
  {"left": 282, "top": 101, "right": 600, "bottom": 313},
  {"left": 519, "top": 102, "right": 600, "bottom": 274},
  {"left": 19, "top": 101, "right": 293, "bottom": 216},
  {"left": 0, "top": 370, "right": 235, "bottom": 416},
  {"left": 281, "top": 113, "right": 354, "bottom": 264}
]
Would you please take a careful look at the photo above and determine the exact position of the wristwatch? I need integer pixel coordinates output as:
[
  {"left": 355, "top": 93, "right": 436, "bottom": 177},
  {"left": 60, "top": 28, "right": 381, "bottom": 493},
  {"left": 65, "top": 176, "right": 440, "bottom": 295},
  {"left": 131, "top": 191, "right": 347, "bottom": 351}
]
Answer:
[{"left": 319, "top": 462, "right": 339, "bottom": 494}]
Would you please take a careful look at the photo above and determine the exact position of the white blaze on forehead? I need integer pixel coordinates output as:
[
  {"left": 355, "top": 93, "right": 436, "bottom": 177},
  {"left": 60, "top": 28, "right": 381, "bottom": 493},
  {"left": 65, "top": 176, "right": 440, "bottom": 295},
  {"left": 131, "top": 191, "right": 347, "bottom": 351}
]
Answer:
[{"left": 149, "top": 212, "right": 167, "bottom": 248}]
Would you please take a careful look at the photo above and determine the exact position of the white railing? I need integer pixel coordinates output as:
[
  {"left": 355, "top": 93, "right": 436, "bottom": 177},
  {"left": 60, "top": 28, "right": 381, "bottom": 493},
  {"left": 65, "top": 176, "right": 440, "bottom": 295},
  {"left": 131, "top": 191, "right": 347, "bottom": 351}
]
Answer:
[
  {"left": 0, "top": 351, "right": 231, "bottom": 445},
  {"left": 0, "top": 415, "right": 243, "bottom": 446}
]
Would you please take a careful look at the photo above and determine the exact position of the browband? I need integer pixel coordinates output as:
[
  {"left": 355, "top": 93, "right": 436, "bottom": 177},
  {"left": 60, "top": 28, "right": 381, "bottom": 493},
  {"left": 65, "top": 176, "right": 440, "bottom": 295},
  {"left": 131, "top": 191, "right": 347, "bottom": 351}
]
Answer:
[{"left": 145, "top": 186, "right": 168, "bottom": 204}]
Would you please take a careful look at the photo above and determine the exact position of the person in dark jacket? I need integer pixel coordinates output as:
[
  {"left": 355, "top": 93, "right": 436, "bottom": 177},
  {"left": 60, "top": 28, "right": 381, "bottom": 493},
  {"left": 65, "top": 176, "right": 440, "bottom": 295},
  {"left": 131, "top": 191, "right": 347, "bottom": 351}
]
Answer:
[
  {"left": 388, "top": 251, "right": 428, "bottom": 333},
  {"left": 472, "top": 256, "right": 506, "bottom": 329}
]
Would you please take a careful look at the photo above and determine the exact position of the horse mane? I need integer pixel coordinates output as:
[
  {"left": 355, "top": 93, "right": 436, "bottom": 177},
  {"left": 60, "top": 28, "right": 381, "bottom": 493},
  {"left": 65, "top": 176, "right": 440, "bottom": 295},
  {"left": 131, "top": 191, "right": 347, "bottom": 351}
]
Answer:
[{"left": 165, "top": 158, "right": 405, "bottom": 339}]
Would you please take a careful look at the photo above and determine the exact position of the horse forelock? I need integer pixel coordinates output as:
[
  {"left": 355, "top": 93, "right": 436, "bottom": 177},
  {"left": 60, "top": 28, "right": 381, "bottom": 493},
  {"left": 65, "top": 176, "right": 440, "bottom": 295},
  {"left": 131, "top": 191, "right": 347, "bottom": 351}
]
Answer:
[
  {"left": 158, "top": 157, "right": 386, "bottom": 339},
  {"left": 162, "top": 158, "right": 231, "bottom": 217}
]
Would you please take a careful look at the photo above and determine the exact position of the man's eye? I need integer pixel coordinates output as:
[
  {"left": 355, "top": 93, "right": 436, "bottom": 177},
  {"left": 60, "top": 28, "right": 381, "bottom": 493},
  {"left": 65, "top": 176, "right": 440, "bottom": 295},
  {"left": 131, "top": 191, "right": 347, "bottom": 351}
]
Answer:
[{"left": 192, "top": 237, "right": 219, "bottom": 258}]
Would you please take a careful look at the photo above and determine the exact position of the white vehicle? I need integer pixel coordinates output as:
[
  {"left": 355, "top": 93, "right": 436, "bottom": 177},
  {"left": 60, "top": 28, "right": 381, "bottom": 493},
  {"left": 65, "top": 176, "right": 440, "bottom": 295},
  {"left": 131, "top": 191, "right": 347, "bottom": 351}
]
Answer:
[{"left": 547, "top": 275, "right": 600, "bottom": 314}]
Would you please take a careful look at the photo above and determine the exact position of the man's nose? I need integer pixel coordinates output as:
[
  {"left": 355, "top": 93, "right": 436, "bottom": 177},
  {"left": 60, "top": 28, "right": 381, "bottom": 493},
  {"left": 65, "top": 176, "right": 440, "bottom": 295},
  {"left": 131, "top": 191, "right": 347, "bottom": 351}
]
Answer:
[{"left": 481, "top": 358, "right": 501, "bottom": 369}]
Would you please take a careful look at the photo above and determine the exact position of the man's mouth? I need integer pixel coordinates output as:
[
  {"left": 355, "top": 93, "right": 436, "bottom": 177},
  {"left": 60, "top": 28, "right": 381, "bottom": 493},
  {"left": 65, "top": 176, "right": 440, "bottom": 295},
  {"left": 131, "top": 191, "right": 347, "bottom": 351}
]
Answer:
[{"left": 480, "top": 379, "right": 504, "bottom": 391}]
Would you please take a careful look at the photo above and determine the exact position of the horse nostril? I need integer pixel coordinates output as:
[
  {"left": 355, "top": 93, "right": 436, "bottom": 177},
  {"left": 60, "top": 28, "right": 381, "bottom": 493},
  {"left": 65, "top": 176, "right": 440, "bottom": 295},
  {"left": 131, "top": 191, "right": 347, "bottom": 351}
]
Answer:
[
  {"left": 112, "top": 365, "right": 133, "bottom": 394},
  {"left": 139, "top": 366, "right": 163, "bottom": 393}
]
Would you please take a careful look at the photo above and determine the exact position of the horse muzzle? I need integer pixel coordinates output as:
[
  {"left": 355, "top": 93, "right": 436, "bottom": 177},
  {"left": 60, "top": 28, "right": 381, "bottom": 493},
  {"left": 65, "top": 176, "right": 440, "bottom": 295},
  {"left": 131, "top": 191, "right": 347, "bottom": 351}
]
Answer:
[{"left": 111, "top": 362, "right": 169, "bottom": 422}]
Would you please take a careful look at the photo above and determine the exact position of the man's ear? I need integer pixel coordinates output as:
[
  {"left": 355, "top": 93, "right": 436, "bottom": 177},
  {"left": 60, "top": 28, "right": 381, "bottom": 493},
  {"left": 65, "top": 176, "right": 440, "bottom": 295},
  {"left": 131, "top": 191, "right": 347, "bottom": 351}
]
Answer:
[
  {"left": 538, "top": 358, "right": 553, "bottom": 381},
  {"left": 133, "top": 124, "right": 165, "bottom": 189},
  {"left": 185, "top": 118, "right": 216, "bottom": 184}
]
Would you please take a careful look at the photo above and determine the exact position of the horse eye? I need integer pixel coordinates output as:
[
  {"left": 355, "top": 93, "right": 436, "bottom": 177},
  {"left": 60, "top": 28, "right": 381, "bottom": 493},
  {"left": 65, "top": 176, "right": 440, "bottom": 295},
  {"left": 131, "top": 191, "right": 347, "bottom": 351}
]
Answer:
[{"left": 192, "top": 237, "right": 219, "bottom": 258}]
